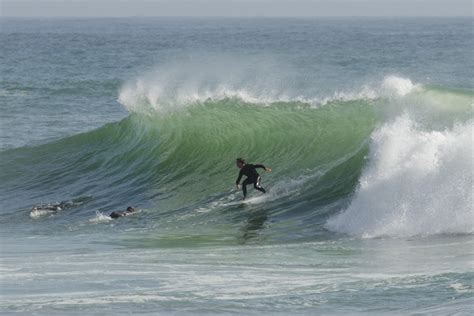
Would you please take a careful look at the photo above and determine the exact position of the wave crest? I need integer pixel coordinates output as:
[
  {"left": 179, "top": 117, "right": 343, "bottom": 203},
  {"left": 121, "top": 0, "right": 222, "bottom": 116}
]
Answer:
[{"left": 118, "top": 60, "right": 421, "bottom": 114}]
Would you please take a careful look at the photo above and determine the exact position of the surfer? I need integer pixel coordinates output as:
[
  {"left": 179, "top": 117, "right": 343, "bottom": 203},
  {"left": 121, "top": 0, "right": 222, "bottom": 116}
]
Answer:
[
  {"left": 31, "top": 201, "right": 73, "bottom": 212},
  {"left": 109, "top": 206, "right": 137, "bottom": 219},
  {"left": 235, "top": 158, "right": 271, "bottom": 200},
  {"left": 30, "top": 197, "right": 91, "bottom": 218}
]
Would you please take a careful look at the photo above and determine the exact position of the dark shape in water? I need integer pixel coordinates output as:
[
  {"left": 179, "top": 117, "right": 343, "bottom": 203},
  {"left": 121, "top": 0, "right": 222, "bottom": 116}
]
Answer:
[{"left": 109, "top": 206, "right": 137, "bottom": 219}]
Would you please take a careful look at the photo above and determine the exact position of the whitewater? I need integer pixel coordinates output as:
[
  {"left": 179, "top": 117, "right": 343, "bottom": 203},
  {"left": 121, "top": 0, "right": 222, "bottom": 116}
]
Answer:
[{"left": 0, "top": 17, "right": 472, "bottom": 314}]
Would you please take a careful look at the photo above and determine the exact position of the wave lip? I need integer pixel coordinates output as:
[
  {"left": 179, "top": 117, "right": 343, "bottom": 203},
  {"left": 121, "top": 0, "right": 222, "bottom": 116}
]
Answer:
[
  {"left": 117, "top": 59, "right": 421, "bottom": 114},
  {"left": 326, "top": 114, "right": 473, "bottom": 238},
  {"left": 117, "top": 75, "right": 393, "bottom": 114}
]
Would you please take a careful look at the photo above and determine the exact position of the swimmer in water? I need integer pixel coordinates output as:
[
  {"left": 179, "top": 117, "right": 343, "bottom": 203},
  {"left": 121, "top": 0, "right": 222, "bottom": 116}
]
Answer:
[
  {"left": 31, "top": 201, "right": 73, "bottom": 212},
  {"left": 109, "top": 206, "right": 137, "bottom": 219}
]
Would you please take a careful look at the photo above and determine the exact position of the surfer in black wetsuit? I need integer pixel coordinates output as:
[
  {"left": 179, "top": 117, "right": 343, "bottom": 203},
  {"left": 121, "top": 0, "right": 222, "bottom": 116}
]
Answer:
[
  {"left": 235, "top": 158, "right": 271, "bottom": 200},
  {"left": 109, "top": 206, "right": 137, "bottom": 219},
  {"left": 31, "top": 201, "right": 74, "bottom": 212}
]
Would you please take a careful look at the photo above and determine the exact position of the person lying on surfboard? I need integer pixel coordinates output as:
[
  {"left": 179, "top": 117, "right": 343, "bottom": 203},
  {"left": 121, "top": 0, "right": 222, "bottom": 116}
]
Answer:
[
  {"left": 31, "top": 200, "right": 74, "bottom": 212},
  {"left": 109, "top": 206, "right": 137, "bottom": 219},
  {"left": 235, "top": 158, "right": 271, "bottom": 200}
]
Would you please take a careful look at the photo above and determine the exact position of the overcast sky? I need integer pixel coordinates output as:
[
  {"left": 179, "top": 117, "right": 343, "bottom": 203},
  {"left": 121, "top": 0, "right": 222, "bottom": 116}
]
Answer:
[{"left": 1, "top": 0, "right": 472, "bottom": 17}]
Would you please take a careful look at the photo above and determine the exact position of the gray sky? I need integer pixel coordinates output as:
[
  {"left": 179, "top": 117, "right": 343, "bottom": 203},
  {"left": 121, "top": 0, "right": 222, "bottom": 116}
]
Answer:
[{"left": 1, "top": 0, "right": 472, "bottom": 17}]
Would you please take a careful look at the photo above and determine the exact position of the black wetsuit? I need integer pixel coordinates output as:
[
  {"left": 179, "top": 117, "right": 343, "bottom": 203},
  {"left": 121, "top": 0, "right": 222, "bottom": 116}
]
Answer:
[
  {"left": 110, "top": 209, "right": 134, "bottom": 219},
  {"left": 32, "top": 201, "right": 73, "bottom": 212},
  {"left": 236, "top": 164, "right": 267, "bottom": 199}
]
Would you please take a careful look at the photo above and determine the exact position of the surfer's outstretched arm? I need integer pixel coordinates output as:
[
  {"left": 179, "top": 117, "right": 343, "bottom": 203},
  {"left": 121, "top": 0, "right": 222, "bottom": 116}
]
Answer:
[{"left": 255, "top": 164, "right": 272, "bottom": 172}]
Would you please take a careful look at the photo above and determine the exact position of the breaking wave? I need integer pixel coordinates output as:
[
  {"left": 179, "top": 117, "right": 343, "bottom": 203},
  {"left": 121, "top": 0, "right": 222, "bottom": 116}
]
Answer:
[{"left": 1, "top": 68, "right": 472, "bottom": 241}]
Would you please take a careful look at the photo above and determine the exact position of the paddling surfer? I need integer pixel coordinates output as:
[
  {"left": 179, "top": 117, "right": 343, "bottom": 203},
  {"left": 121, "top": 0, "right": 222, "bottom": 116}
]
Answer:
[{"left": 109, "top": 206, "right": 137, "bottom": 219}]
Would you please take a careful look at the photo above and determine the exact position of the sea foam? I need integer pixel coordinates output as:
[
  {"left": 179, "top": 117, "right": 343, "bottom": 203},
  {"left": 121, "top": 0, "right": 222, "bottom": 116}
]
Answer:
[{"left": 326, "top": 114, "right": 473, "bottom": 238}]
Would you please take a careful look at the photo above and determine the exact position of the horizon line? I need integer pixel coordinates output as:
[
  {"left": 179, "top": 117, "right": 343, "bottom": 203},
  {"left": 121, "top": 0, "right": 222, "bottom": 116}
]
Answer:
[{"left": 2, "top": 15, "right": 472, "bottom": 18}]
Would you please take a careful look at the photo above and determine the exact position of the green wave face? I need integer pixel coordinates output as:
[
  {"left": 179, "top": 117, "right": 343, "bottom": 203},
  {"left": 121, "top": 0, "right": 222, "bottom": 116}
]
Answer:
[{"left": 147, "top": 99, "right": 375, "bottom": 207}]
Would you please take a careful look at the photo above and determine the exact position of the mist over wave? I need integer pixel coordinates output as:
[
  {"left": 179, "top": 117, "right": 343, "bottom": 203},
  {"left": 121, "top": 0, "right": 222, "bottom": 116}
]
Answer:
[{"left": 118, "top": 60, "right": 424, "bottom": 114}]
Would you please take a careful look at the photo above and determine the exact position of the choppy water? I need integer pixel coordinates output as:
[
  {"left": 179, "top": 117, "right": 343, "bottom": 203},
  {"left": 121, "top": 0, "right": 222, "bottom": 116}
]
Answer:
[{"left": 0, "top": 17, "right": 473, "bottom": 314}]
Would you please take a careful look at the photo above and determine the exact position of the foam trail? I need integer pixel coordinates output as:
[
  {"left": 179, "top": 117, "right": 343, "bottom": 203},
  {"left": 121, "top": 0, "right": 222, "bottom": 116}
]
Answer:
[
  {"left": 30, "top": 209, "right": 56, "bottom": 219},
  {"left": 88, "top": 211, "right": 113, "bottom": 224},
  {"left": 327, "top": 114, "right": 473, "bottom": 238}
]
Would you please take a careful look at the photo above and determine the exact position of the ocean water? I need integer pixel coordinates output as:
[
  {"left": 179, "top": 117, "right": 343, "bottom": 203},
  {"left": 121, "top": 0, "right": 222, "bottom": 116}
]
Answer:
[{"left": 0, "top": 17, "right": 473, "bottom": 314}]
